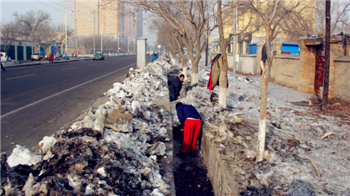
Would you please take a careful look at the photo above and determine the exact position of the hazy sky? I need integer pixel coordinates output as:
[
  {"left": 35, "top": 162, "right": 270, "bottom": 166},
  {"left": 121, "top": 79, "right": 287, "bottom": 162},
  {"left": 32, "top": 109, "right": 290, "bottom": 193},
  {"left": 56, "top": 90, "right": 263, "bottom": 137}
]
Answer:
[{"left": 1, "top": 0, "right": 63, "bottom": 25}]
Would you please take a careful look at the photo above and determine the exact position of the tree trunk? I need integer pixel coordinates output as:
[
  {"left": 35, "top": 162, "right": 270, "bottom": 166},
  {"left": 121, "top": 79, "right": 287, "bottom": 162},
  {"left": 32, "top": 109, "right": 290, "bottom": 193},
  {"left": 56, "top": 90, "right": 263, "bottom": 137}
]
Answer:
[
  {"left": 191, "top": 58, "right": 199, "bottom": 85},
  {"left": 257, "top": 60, "right": 270, "bottom": 162},
  {"left": 322, "top": 0, "right": 331, "bottom": 110},
  {"left": 217, "top": 0, "right": 228, "bottom": 108},
  {"left": 257, "top": 9, "right": 271, "bottom": 163}
]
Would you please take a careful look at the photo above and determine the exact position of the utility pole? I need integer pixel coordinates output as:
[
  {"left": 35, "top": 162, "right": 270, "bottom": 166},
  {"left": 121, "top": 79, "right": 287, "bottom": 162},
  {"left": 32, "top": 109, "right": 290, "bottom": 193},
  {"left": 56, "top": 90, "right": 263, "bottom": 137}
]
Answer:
[
  {"left": 98, "top": 0, "right": 100, "bottom": 37},
  {"left": 91, "top": 9, "right": 96, "bottom": 54},
  {"left": 322, "top": 0, "right": 331, "bottom": 110},
  {"left": 65, "top": 10, "right": 68, "bottom": 60},
  {"left": 75, "top": 19, "right": 78, "bottom": 56},
  {"left": 232, "top": 0, "right": 238, "bottom": 72}
]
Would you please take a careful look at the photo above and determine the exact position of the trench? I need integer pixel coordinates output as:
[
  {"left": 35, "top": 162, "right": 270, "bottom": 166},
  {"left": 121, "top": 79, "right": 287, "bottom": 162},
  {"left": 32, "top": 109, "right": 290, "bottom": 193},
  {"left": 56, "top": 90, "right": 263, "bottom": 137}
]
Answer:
[{"left": 167, "top": 72, "right": 215, "bottom": 196}]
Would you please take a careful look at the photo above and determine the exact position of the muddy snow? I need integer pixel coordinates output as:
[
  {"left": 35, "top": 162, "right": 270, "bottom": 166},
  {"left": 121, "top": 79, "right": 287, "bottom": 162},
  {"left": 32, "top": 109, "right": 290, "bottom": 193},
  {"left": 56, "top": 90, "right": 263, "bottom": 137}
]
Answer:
[
  {"left": 1, "top": 54, "right": 350, "bottom": 196},
  {"left": 1, "top": 55, "right": 176, "bottom": 196}
]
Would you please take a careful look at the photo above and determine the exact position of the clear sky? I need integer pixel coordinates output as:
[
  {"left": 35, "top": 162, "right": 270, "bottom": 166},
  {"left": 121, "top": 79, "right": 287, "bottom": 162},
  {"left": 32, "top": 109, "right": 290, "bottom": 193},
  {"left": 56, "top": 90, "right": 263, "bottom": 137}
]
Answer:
[{"left": 1, "top": 0, "right": 63, "bottom": 25}]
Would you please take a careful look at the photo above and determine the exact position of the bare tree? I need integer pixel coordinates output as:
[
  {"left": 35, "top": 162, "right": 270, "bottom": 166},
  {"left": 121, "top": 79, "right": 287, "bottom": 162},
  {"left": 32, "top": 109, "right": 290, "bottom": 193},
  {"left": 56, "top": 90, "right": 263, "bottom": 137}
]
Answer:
[
  {"left": 216, "top": 0, "right": 255, "bottom": 108},
  {"left": 317, "top": 1, "right": 350, "bottom": 34},
  {"left": 245, "top": 0, "right": 315, "bottom": 162},
  {"left": 0, "top": 22, "right": 20, "bottom": 57},
  {"left": 126, "top": 0, "right": 216, "bottom": 85},
  {"left": 152, "top": 18, "right": 189, "bottom": 77},
  {"left": 13, "top": 10, "right": 52, "bottom": 44}
]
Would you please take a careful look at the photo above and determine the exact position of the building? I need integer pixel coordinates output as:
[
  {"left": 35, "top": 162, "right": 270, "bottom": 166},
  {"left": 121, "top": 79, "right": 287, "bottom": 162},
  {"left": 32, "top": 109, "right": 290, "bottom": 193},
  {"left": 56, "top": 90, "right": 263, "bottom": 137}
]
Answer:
[
  {"left": 62, "top": 0, "right": 76, "bottom": 31},
  {"left": 71, "top": 0, "right": 125, "bottom": 38},
  {"left": 217, "top": 0, "right": 317, "bottom": 55},
  {"left": 136, "top": 9, "right": 143, "bottom": 38},
  {"left": 124, "top": 6, "right": 138, "bottom": 44}
]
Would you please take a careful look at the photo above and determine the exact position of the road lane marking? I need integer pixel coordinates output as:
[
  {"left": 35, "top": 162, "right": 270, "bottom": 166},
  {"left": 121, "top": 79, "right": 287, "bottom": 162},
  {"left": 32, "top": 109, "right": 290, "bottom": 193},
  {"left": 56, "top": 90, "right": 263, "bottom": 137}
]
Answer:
[
  {"left": 62, "top": 67, "right": 75, "bottom": 70},
  {"left": 1, "top": 63, "right": 135, "bottom": 119},
  {"left": 6, "top": 74, "right": 35, "bottom": 80}
]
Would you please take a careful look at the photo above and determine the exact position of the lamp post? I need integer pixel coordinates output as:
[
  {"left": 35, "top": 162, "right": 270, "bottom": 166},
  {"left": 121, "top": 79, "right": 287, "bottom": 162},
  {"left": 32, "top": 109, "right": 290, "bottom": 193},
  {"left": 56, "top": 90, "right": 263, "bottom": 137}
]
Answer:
[
  {"left": 101, "top": 24, "right": 111, "bottom": 55},
  {"left": 66, "top": 9, "right": 80, "bottom": 60},
  {"left": 158, "top": 45, "right": 161, "bottom": 54},
  {"left": 73, "top": 9, "right": 80, "bottom": 57},
  {"left": 91, "top": 9, "right": 96, "bottom": 54},
  {"left": 117, "top": 32, "right": 123, "bottom": 56}
]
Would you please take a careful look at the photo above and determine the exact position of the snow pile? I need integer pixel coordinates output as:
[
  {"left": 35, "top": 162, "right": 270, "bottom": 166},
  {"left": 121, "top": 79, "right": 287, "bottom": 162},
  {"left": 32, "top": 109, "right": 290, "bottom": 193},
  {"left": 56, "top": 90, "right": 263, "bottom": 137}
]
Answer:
[
  {"left": 172, "top": 58, "right": 350, "bottom": 195},
  {"left": 0, "top": 54, "right": 176, "bottom": 196}
]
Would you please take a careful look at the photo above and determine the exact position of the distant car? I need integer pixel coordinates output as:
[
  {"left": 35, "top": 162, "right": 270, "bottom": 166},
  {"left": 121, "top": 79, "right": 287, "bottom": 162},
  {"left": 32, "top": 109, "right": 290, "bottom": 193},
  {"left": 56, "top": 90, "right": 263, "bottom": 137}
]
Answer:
[
  {"left": 93, "top": 53, "right": 105, "bottom": 60},
  {"left": 31, "top": 53, "right": 45, "bottom": 61}
]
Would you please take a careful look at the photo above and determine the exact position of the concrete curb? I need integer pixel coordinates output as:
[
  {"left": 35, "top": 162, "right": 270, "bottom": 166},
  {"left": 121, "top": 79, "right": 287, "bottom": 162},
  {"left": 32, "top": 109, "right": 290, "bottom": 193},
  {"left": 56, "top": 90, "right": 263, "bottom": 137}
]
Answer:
[{"left": 2, "top": 58, "right": 91, "bottom": 68}]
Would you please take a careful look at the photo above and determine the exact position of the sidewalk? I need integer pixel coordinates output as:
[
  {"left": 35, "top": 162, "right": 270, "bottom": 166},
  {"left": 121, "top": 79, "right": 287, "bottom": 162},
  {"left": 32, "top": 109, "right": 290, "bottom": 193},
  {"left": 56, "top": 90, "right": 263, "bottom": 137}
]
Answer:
[{"left": 2, "top": 57, "right": 90, "bottom": 68}]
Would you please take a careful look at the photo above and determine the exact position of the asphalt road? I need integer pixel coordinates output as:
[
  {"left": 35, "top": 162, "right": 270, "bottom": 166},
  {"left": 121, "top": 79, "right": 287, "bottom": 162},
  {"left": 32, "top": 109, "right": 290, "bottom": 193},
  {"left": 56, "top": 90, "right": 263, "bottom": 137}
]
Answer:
[{"left": 1, "top": 55, "right": 136, "bottom": 155}]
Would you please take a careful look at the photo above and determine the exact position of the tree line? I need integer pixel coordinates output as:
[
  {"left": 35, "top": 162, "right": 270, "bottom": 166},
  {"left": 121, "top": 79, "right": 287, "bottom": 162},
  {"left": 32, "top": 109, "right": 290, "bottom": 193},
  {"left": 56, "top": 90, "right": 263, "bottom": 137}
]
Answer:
[
  {"left": 0, "top": 10, "right": 131, "bottom": 56},
  {"left": 123, "top": 0, "right": 349, "bottom": 162}
]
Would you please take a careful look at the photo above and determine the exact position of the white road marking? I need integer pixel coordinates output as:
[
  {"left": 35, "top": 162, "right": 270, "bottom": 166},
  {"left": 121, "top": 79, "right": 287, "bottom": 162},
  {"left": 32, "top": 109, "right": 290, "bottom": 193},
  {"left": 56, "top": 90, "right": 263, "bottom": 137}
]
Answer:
[
  {"left": 62, "top": 67, "right": 75, "bottom": 70},
  {"left": 6, "top": 74, "right": 35, "bottom": 80},
  {"left": 1, "top": 63, "right": 135, "bottom": 119}
]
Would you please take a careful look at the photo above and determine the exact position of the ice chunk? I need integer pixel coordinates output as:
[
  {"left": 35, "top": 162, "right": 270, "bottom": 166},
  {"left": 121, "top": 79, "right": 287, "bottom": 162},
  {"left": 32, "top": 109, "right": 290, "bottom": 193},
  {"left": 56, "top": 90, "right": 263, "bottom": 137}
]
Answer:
[
  {"left": 38, "top": 136, "right": 57, "bottom": 155},
  {"left": 7, "top": 145, "right": 41, "bottom": 168}
]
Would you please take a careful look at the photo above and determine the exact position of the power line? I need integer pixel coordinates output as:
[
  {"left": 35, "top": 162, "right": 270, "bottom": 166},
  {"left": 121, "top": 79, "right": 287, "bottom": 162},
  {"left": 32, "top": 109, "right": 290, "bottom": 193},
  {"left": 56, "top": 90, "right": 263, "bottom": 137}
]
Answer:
[{"left": 36, "top": 0, "right": 62, "bottom": 13}]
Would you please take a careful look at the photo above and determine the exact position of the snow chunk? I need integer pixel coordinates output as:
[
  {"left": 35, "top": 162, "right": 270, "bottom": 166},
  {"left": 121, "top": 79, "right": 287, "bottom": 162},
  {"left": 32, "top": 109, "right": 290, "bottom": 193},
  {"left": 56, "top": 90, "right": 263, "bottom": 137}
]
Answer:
[
  {"left": 38, "top": 136, "right": 57, "bottom": 155},
  {"left": 151, "top": 188, "right": 165, "bottom": 196},
  {"left": 149, "top": 142, "right": 166, "bottom": 156},
  {"left": 7, "top": 145, "right": 41, "bottom": 168},
  {"left": 97, "top": 167, "right": 107, "bottom": 177}
]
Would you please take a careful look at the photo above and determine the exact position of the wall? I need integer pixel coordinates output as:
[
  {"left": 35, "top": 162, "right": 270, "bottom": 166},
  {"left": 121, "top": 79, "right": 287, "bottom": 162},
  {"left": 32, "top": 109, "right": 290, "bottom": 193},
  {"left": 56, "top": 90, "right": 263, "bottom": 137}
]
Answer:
[
  {"left": 271, "top": 55, "right": 301, "bottom": 89},
  {"left": 237, "top": 54, "right": 256, "bottom": 75},
  {"left": 200, "top": 125, "right": 240, "bottom": 196},
  {"left": 210, "top": 53, "right": 258, "bottom": 75},
  {"left": 332, "top": 56, "right": 350, "bottom": 100}
]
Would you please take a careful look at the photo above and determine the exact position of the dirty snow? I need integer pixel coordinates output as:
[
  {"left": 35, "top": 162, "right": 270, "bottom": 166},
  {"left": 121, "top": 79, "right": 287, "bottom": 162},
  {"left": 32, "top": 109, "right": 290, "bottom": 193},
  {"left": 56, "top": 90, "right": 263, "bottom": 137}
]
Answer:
[
  {"left": 1, "top": 55, "right": 175, "bottom": 196},
  {"left": 172, "top": 56, "right": 350, "bottom": 195},
  {"left": 1, "top": 53, "right": 349, "bottom": 195}
]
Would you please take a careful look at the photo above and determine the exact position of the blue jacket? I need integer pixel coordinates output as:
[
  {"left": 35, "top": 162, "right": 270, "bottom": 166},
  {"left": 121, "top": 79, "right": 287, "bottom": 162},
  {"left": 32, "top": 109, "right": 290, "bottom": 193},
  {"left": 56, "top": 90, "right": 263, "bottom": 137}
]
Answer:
[{"left": 176, "top": 104, "right": 201, "bottom": 126}]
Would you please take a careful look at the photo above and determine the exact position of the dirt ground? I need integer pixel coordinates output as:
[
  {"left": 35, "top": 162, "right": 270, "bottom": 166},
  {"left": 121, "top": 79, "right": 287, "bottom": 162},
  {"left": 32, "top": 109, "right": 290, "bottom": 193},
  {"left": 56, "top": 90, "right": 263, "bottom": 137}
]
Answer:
[
  {"left": 172, "top": 126, "right": 214, "bottom": 196},
  {"left": 309, "top": 97, "right": 350, "bottom": 125}
]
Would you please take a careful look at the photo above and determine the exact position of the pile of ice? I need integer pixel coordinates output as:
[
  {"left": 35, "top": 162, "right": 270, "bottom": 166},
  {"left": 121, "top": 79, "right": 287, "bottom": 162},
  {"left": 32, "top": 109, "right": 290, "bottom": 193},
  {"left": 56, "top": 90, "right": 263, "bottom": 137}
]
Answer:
[{"left": 0, "top": 54, "right": 177, "bottom": 196}]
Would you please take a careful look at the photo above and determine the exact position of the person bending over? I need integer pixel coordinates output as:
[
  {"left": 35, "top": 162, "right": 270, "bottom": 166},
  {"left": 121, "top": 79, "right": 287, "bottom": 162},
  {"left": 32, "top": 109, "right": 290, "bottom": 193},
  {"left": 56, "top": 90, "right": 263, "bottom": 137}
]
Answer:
[{"left": 175, "top": 102, "right": 202, "bottom": 158}]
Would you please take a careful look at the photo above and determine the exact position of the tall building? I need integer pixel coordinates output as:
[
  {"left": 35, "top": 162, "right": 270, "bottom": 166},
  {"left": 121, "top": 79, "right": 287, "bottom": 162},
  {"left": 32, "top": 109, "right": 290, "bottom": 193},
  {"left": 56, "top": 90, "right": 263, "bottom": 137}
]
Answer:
[
  {"left": 136, "top": 9, "right": 143, "bottom": 38},
  {"left": 124, "top": 7, "right": 137, "bottom": 42},
  {"left": 73, "top": 0, "right": 124, "bottom": 38},
  {"left": 62, "top": 0, "right": 75, "bottom": 31}
]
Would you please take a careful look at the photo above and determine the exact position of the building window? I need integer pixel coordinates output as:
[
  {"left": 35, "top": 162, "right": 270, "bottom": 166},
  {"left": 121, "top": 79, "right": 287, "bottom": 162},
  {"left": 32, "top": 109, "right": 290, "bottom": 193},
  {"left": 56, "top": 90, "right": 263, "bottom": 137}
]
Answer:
[{"left": 239, "top": 43, "right": 243, "bottom": 54}]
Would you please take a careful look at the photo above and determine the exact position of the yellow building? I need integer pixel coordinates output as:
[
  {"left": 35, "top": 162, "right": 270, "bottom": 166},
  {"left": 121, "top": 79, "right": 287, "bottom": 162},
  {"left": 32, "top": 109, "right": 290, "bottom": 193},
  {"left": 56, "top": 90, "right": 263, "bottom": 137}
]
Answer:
[
  {"left": 221, "top": 0, "right": 316, "bottom": 54},
  {"left": 73, "top": 0, "right": 124, "bottom": 37}
]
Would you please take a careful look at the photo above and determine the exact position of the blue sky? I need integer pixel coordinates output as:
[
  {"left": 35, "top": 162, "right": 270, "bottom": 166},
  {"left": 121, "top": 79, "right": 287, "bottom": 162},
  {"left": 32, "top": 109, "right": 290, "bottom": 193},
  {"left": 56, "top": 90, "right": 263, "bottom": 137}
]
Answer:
[{"left": 1, "top": 0, "right": 63, "bottom": 25}]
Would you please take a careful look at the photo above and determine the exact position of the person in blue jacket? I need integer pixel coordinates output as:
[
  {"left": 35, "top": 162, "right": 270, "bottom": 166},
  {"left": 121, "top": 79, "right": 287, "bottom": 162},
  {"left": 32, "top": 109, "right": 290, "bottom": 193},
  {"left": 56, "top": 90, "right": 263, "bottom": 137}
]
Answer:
[
  {"left": 175, "top": 102, "right": 202, "bottom": 158},
  {"left": 169, "top": 74, "right": 184, "bottom": 102}
]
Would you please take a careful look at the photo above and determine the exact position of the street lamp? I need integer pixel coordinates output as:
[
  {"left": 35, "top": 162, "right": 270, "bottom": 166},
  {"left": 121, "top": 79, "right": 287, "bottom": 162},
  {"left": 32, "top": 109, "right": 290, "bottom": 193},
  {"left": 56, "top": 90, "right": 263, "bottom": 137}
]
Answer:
[
  {"left": 73, "top": 10, "right": 80, "bottom": 57},
  {"left": 91, "top": 9, "right": 97, "bottom": 54},
  {"left": 158, "top": 45, "right": 161, "bottom": 54},
  {"left": 66, "top": 9, "right": 80, "bottom": 60},
  {"left": 117, "top": 32, "right": 124, "bottom": 56},
  {"left": 101, "top": 24, "right": 111, "bottom": 55}
]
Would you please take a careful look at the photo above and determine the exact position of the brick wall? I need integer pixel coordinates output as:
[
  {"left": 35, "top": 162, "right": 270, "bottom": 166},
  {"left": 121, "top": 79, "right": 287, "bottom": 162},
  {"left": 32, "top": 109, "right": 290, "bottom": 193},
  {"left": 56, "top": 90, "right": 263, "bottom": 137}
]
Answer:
[
  {"left": 271, "top": 55, "right": 301, "bottom": 89},
  {"left": 332, "top": 56, "right": 350, "bottom": 100}
]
